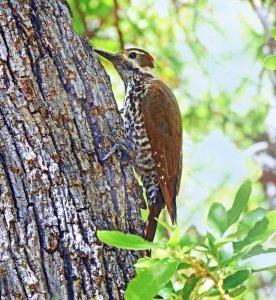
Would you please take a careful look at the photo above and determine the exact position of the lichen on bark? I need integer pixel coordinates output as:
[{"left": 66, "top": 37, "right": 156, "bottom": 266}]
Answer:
[{"left": 0, "top": 1, "right": 145, "bottom": 299}]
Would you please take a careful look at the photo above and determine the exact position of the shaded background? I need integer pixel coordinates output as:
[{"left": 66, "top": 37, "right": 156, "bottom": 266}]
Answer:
[{"left": 68, "top": 0, "right": 276, "bottom": 298}]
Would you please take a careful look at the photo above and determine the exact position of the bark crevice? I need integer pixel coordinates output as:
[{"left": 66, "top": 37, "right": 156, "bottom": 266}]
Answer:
[{"left": 0, "top": 0, "right": 145, "bottom": 299}]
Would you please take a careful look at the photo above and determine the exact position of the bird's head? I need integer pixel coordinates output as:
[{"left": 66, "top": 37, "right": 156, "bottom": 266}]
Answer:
[{"left": 94, "top": 48, "right": 155, "bottom": 82}]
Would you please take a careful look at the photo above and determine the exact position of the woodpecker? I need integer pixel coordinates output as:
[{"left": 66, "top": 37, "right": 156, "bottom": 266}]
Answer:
[{"left": 95, "top": 48, "right": 182, "bottom": 241}]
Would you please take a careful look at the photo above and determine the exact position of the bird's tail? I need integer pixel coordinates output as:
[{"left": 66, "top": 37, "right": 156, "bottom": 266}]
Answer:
[{"left": 145, "top": 188, "right": 165, "bottom": 241}]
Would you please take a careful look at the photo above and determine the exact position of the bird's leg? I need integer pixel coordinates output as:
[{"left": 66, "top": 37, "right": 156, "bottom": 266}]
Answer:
[
  {"left": 98, "top": 134, "right": 136, "bottom": 163},
  {"left": 100, "top": 108, "right": 126, "bottom": 160}
]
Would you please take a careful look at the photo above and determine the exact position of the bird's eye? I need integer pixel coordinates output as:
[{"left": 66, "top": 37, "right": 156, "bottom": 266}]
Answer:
[{"left": 128, "top": 52, "right": 137, "bottom": 59}]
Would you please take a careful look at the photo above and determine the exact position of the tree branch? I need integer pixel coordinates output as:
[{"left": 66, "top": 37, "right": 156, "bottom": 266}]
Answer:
[
  {"left": 73, "top": 0, "right": 105, "bottom": 39},
  {"left": 248, "top": 0, "right": 272, "bottom": 40},
  {"left": 113, "top": 0, "right": 125, "bottom": 49}
]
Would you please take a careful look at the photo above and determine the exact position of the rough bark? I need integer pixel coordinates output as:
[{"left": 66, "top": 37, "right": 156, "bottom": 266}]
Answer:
[{"left": 0, "top": 1, "right": 145, "bottom": 299}]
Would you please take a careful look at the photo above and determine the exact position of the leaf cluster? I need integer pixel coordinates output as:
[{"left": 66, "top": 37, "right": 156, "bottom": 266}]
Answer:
[{"left": 98, "top": 181, "right": 276, "bottom": 299}]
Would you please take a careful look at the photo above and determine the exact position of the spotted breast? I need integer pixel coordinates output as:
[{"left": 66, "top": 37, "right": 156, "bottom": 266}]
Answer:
[{"left": 124, "top": 74, "right": 160, "bottom": 208}]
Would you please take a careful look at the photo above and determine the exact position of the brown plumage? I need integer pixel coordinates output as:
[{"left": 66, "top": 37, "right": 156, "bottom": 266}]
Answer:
[
  {"left": 95, "top": 48, "right": 183, "bottom": 241},
  {"left": 143, "top": 80, "right": 182, "bottom": 223}
]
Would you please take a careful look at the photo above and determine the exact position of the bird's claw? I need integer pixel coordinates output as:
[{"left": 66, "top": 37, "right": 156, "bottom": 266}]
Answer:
[
  {"left": 98, "top": 137, "right": 136, "bottom": 164},
  {"left": 99, "top": 144, "right": 119, "bottom": 162}
]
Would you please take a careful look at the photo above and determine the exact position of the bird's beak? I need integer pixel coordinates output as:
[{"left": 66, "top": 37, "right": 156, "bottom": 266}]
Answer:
[{"left": 94, "top": 49, "right": 120, "bottom": 63}]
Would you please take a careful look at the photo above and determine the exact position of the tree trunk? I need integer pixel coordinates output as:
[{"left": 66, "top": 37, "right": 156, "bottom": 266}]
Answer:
[{"left": 0, "top": 1, "right": 145, "bottom": 299}]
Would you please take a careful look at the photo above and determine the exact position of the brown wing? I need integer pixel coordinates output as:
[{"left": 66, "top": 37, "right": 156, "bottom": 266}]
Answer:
[{"left": 142, "top": 80, "right": 183, "bottom": 224}]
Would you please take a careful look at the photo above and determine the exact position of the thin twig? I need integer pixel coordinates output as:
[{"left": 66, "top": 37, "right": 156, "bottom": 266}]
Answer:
[
  {"left": 248, "top": 0, "right": 271, "bottom": 39},
  {"left": 113, "top": 0, "right": 125, "bottom": 49},
  {"left": 73, "top": 0, "right": 105, "bottom": 39}
]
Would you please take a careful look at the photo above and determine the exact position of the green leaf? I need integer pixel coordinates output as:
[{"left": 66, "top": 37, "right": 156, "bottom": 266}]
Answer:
[
  {"left": 168, "top": 227, "right": 181, "bottom": 247},
  {"left": 207, "top": 289, "right": 220, "bottom": 297},
  {"left": 219, "top": 242, "right": 234, "bottom": 265},
  {"left": 264, "top": 55, "right": 276, "bottom": 70},
  {"left": 242, "top": 252, "right": 276, "bottom": 272},
  {"left": 228, "top": 181, "right": 252, "bottom": 227},
  {"left": 223, "top": 270, "right": 249, "bottom": 290},
  {"left": 242, "top": 245, "right": 276, "bottom": 259},
  {"left": 270, "top": 27, "right": 276, "bottom": 39},
  {"left": 134, "top": 257, "right": 158, "bottom": 268},
  {"left": 156, "top": 218, "right": 175, "bottom": 232},
  {"left": 266, "top": 210, "right": 276, "bottom": 233},
  {"left": 207, "top": 232, "right": 217, "bottom": 256},
  {"left": 177, "top": 262, "right": 192, "bottom": 270},
  {"left": 234, "top": 210, "right": 276, "bottom": 252},
  {"left": 125, "top": 258, "right": 179, "bottom": 300},
  {"left": 134, "top": 258, "right": 161, "bottom": 274},
  {"left": 207, "top": 287, "right": 220, "bottom": 299},
  {"left": 229, "top": 285, "right": 247, "bottom": 297},
  {"left": 237, "top": 208, "right": 267, "bottom": 239},
  {"left": 253, "top": 265, "right": 276, "bottom": 273},
  {"left": 97, "top": 231, "right": 162, "bottom": 250},
  {"left": 140, "top": 209, "right": 149, "bottom": 222},
  {"left": 208, "top": 202, "right": 228, "bottom": 235},
  {"left": 158, "top": 281, "right": 175, "bottom": 298},
  {"left": 180, "top": 226, "right": 202, "bottom": 248},
  {"left": 233, "top": 217, "right": 268, "bottom": 252},
  {"left": 183, "top": 274, "right": 199, "bottom": 300}
]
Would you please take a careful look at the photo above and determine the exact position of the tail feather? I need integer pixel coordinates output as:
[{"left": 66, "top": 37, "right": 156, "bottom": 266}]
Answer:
[{"left": 145, "top": 189, "right": 165, "bottom": 241}]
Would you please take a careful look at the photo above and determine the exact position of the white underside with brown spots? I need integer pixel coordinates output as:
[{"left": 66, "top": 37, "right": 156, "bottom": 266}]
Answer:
[{"left": 123, "top": 75, "right": 159, "bottom": 205}]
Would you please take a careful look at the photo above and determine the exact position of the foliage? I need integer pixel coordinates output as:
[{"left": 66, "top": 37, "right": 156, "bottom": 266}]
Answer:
[
  {"left": 98, "top": 182, "right": 276, "bottom": 299},
  {"left": 263, "top": 28, "right": 276, "bottom": 71},
  {"left": 68, "top": 0, "right": 271, "bottom": 145}
]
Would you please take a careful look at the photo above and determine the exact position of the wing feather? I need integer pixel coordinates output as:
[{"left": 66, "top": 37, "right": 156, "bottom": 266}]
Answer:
[{"left": 142, "top": 80, "right": 182, "bottom": 223}]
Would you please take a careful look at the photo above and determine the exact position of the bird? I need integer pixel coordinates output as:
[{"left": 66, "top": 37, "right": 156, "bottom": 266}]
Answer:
[{"left": 95, "top": 48, "right": 183, "bottom": 241}]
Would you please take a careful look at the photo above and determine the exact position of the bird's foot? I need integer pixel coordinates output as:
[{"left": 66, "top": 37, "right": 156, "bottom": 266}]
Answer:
[{"left": 98, "top": 134, "right": 136, "bottom": 164}]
